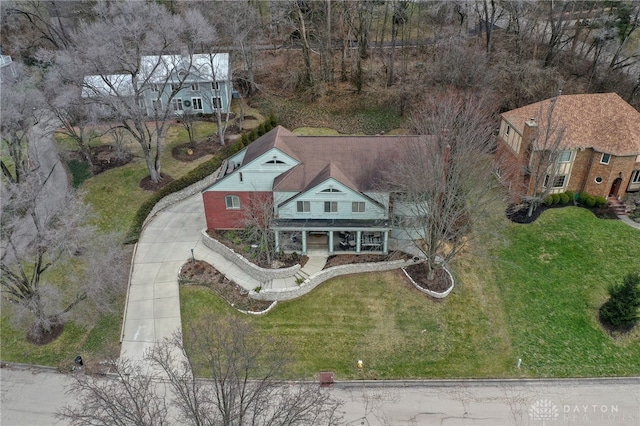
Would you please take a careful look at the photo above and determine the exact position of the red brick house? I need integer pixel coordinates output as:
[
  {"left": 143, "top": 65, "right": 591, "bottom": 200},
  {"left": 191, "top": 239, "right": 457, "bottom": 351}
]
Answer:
[{"left": 495, "top": 93, "right": 640, "bottom": 202}]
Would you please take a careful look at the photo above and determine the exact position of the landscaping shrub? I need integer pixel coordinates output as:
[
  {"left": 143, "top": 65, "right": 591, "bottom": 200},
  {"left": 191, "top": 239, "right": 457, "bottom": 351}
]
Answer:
[
  {"left": 544, "top": 195, "right": 554, "bottom": 206},
  {"left": 595, "top": 196, "right": 607, "bottom": 207},
  {"left": 551, "top": 193, "right": 560, "bottom": 204},
  {"left": 599, "top": 272, "right": 640, "bottom": 328},
  {"left": 565, "top": 190, "right": 575, "bottom": 202},
  {"left": 67, "top": 159, "right": 92, "bottom": 188},
  {"left": 559, "top": 192, "right": 570, "bottom": 205},
  {"left": 578, "top": 192, "right": 596, "bottom": 207}
]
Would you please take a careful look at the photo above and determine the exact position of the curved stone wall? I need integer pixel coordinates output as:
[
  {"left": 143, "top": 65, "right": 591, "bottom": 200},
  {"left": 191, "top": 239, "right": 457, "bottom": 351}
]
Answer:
[
  {"left": 249, "top": 258, "right": 422, "bottom": 302},
  {"left": 200, "top": 230, "right": 301, "bottom": 282}
]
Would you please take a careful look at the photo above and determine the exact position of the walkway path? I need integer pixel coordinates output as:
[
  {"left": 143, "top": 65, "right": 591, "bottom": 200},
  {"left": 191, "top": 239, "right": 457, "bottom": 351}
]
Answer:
[{"left": 120, "top": 193, "right": 327, "bottom": 362}]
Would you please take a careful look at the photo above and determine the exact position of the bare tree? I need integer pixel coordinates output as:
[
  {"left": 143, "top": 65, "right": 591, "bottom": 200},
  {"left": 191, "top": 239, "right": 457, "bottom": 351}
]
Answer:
[
  {"left": 0, "top": 171, "right": 127, "bottom": 340},
  {"left": 55, "top": 1, "right": 215, "bottom": 183},
  {"left": 519, "top": 96, "right": 567, "bottom": 217},
  {"left": 242, "top": 192, "right": 277, "bottom": 266},
  {"left": 0, "top": 66, "right": 42, "bottom": 183},
  {"left": 43, "top": 64, "right": 100, "bottom": 168},
  {"left": 383, "top": 92, "right": 499, "bottom": 280},
  {"left": 59, "top": 358, "right": 170, "bottom": 426},
  {"left": 60, "top": 314, "right": 343, "bottom": 426}
]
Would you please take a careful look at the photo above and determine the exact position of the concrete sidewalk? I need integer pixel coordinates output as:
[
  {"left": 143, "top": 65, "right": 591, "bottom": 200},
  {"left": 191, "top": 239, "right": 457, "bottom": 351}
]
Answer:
[{"left": 120, "top": 193, "right": 326, "bottom": 363}]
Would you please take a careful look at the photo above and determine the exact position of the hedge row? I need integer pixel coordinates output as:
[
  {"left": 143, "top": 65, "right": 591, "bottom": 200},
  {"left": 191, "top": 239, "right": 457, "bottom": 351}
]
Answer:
[
  {"left": 124, "top": 115, "right": 277, "bottom": 244},
  {"left": 543, "top": 190, "right": 607, "bottom": 208}
]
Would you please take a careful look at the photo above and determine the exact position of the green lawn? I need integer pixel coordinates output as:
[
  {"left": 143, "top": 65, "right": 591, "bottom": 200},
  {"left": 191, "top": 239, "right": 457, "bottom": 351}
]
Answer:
[
  {"left": 492, "top": 207, "right": 640, "bottom": 377},
  {"left": 181, "top": 207, "right": 640, "bottom": 379}
]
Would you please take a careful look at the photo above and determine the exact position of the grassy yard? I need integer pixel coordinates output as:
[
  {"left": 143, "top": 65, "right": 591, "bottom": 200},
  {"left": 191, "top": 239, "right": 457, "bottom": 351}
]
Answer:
[{"left": 181, "top": 206, "right": 640, "bottom": 379}]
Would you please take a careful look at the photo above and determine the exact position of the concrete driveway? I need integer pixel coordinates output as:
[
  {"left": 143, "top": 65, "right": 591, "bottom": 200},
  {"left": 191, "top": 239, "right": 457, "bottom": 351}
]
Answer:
[{"left": 119, "top": 193, "right": 205, "bottom": 362}]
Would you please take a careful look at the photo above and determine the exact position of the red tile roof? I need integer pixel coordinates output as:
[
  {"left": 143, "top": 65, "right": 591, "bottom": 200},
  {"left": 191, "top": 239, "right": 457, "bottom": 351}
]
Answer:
[{"left": 501, "top": 93, "right": 640, "bottom": 156}]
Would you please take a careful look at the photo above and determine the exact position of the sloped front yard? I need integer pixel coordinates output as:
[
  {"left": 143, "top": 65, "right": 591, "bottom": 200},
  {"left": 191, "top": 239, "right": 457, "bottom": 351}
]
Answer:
[{"left": 181, "top": 207, "right": 640, "bottom": 379}]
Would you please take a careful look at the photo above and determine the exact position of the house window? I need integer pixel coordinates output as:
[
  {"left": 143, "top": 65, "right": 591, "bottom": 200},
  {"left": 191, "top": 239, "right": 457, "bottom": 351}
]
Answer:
[
  {"left": 211, "top": 82, "right": 220, "bottom": 91},
  {"left": 296, "top": 201, "right": 310, "bottom": 212},
  {"left": 172, "top": 98, "right": 183, "bottom": 112},
  {"left": 505, "top": 125, "right": 510, "bottom": 136},
  {"left": 239, "top": 172, "right": 243, "bottom": 182},
  {"left": 225, "top": 195, "right": 240, "bottom": 209},
  {"left": 544, "top": 174, "right": 566, "bottom": 188},
  {"left": 191, "top": 97, "right": 203, "bottom": 111},
  {"left": 352, "top": 202, "right": 365, "bottom": 213},
  {"left": 190, "top": 82, "right": 199, "bottom": 91},
  {"left": 152, "top": 99, "right": 162, "bottom": 111},
  {"left": 212, "top": 97, "right": 222, "bottom": 109},
  {"left": 263, "top": 158, "right": 286, "bottom": 165},
  {"left": 600, "top": 153, "right": 611, "bottom": 165},
  {"left": 558, "top": 151, "right": 572, "bottom": 162},
  {"left": 631, "top": 170, "right": 640, "bottom": 183},
  {"left": 171, "top": 83, "right": 181, "bottom": 92},
  {"left": 324, "top": 201, "right": 338, "bottom": 212},
  {"left": 321, "top": 188, "right": 341, "bottom": 193}
]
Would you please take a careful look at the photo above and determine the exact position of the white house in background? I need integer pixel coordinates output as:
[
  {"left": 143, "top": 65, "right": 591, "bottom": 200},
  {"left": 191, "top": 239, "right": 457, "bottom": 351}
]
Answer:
[
  {"left": 0, "top": 47, "right": 17, "bottom": 83},
  {"left": 82, "top": 53, "right": 232, "bottom": 116}
]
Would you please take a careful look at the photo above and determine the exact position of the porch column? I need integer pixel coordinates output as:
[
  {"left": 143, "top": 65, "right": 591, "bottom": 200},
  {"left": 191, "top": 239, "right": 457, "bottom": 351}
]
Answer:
[
  {"left": 328, "top": 230, "right": 334, "bottom": 254},
  {"left": 356, "top": 231, "right": 361, "bottom": 253},
  {"left": 301, "top": 231, "right": 307, "bottom": 255},
  {"left": 274, "top": 230, "right": 280, "bottom": 252},
  {"left": 383, "top": 230, "right": 389, "bottom": 254}
]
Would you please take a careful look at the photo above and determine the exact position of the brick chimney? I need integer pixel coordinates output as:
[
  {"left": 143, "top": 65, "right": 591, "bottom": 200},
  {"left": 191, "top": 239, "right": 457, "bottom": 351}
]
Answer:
[{"left": 521, "top": 117, "right": 538, "bottom": 165}]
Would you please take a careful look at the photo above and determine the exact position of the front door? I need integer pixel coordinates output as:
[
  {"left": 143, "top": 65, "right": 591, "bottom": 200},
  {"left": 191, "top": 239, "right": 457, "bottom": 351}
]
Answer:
[{"left": 609, "top": 177, "right": 622, "bottom": 197}]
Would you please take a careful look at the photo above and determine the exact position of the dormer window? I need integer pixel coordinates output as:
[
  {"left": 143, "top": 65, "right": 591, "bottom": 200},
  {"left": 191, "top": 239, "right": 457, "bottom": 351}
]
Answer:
[
  {"left": 263, "top": 158, "right": 286, "bottom": 165},
  {"left": 600, "top": 153, "right": 611, "bottom": 165}
]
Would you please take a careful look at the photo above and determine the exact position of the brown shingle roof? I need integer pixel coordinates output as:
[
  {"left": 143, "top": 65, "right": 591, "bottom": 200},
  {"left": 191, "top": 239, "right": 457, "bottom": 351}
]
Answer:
[
  {"left": 501, "top": 93, "right": 640, "bottom": 156},
  {"left": 268, "top": 134, "right": 427, "bottom": 192},
  {"left": 241, "top": 126, "right": 299, "bottom": 165}
]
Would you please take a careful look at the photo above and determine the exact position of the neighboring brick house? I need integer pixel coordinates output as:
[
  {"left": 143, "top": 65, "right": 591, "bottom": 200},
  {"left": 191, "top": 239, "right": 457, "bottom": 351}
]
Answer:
[
  {"left": 495, "top": 93, "right": 640, "bottom": 202},
  {"left": 202, "top": 126, "right": 431, "bottom": 254}
]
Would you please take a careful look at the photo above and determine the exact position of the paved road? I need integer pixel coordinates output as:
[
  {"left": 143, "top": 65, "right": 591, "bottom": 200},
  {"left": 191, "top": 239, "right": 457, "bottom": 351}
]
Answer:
[{"left": 1, "top": 364, "right": 639, "bottom": 425}]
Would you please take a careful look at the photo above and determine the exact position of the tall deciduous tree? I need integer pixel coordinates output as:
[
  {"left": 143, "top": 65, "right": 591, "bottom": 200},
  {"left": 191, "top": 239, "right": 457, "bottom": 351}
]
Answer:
[
  {"left": 60, "top": 314, "right": 343, "bottom": 426},
  {"left": 55, "top": 1, "right": 215, "bottom": 183},
  {"left": 0, "top": 171, "right": 127, "bottom": 340},
  {"left": 0, "top": 66, "right": 42, "bottom": 183},
  {"left": 383, "top": 92, "right": 499, "bottom": 280}
]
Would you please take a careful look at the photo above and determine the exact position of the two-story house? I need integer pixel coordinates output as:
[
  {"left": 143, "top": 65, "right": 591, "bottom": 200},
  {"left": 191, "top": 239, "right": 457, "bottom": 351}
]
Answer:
[
  {"left": 202, "top": 126, "right": 430, "bottom": 255},
  {"left": 495, "top": 93, "right": 640, "bottom": 202},
  {"left": 82, "top": 53, "right": 232, "bottom": 116}
]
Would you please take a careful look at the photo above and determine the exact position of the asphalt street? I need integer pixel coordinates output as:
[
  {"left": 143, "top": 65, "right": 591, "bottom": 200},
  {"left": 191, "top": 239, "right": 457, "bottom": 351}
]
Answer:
[{"left": 1, "top": 364, "right": 639, "bottom": 426}]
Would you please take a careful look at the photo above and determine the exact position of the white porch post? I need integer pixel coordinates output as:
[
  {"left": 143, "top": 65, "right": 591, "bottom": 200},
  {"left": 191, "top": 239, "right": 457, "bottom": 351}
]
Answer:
[
  {"left": 301, "top": 231, "right": 307, "bottom": 255},
  {"left": 356, "top": 230, "right": 361, "bottom": 253},
  {"left": 328, "top": 231, "right": 334, "bottom": 254},
  {"left": 274, "top": 230, "right": 280, "bottom": 252},
  {"left": 383, "top": 230, "right": 389, "bottom": 254}
]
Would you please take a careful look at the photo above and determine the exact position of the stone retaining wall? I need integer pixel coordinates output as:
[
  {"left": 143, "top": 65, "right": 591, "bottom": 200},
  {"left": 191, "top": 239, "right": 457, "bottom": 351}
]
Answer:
[
  {"left": 249, "top": 258, "right": 421, "bottom": 301},
  {"left": 200, "top": 230, "right": 301, "bottom": 282},
  {"left": 142, "top": 169, "right": 220, "bottom": 229},
  {"left": 401, "top": 267, "right": 454, "bottom": 298}
]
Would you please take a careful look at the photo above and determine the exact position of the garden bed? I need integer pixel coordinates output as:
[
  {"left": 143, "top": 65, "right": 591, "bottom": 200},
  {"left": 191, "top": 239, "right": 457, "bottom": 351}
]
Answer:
[{"left": 179, "top": 260, "right": 273, "bottom": 313}]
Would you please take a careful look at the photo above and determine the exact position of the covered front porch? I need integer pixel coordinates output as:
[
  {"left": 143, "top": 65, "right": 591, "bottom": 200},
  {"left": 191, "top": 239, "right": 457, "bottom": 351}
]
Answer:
[{"left": 272, "top": 219, "right": 391, "bottom": 255}]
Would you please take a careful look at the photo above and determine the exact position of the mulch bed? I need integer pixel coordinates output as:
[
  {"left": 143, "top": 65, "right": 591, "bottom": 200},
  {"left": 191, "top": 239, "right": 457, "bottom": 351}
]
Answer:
[
  {"left": 179, "top": 260, "right": 273, "bottom": 312},
  {"left": 90, "top": 145, "right": 133, "bottom": 174},
  {"left": 172, "top": 139, "right": 224, "bottom": 162},
  {"left": 403, "top": 263, "right": 452, "bottom": 294},
  {"left": 26, "top": 321, "right": 65, "bottom": 346},
  {"left": 139, "top": 173, "right": 174, "bottom": 191},
  {"left": 506, "top": 203, "right": 619, "bottom": 224},
  {"left": 206, "top": 230, "right": 307, "bottom": 269},
  {"left": 324, "top": 251, "right": 411, "bottom": 268}
]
